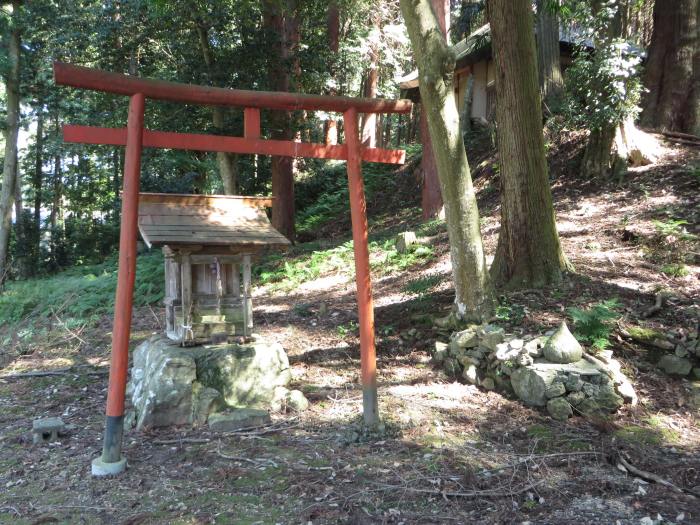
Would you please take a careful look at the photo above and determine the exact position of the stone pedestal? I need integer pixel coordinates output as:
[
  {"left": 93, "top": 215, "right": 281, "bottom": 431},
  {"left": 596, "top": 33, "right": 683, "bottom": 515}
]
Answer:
[{"left": 128, "top": 336, "right": 303, "bottom": 429}]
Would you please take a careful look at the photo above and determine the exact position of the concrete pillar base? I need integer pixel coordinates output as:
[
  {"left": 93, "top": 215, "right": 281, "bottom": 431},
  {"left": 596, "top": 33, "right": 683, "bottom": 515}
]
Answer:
[{"left": 91, "top": 456, "right": 127, "bottom": 477}]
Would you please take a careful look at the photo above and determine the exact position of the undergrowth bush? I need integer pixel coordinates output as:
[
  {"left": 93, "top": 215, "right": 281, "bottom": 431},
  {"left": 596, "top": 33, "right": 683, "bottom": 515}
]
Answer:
[
  {"left": 567, "top": 298, "right": 621, "bottom": 351},
  {"left": 0, "top": 251, "right": 164, "bottom": 327},
  {"left": 257, "top": 236, "right": 434, "bottom": 292},
  {"left": 295, "top": 145, "right": 421, "bottom": 236}
]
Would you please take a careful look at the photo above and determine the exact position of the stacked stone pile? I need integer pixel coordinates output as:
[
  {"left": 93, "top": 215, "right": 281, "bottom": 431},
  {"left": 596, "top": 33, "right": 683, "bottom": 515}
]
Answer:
[{"left": 432, "top": 321, "right": 637, "bottom": 421}]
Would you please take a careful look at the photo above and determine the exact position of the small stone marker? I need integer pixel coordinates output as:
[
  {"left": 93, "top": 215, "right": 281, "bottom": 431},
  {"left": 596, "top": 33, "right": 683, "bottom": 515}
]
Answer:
[
  {"left": 395, "top": 231, "right": 417, "bottom": 253},
  {"left": 208, "top": 408, "right": 271, "bottom": 432},
  {"left": 542, "top": 322, "right": 583, "bottom": 364},
  {"left": 32, "top": 417, "right": 65, "bottom": 444}
]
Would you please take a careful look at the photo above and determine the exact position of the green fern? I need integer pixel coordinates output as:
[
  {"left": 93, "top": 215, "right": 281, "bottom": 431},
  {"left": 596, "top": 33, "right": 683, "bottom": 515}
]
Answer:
[{"left": 567, "top": 299, "right": 621, "bottom": 351}]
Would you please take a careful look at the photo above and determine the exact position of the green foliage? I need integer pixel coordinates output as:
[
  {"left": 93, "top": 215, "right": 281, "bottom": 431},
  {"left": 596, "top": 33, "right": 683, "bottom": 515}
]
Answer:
[
  {"left": 561, "top": 1, "right": 643, "bottom": 130},
  {"left": 660, "top": 263, "right": 690, "bottom": 278},
  {"left": 567, "top": 298, "right": 621, "bottom": 351},
  {"left": 494, "top": 297, "right": 525, "bottom": 325},
  {"left": 0, "top": 251, "right": 164, "bottom": 326},
  {"left": 403, "top": 275, "right": 442, "bottom": 296},
  {"left": 256, "top": 235, "right": 434, "bottom": 292},
  {"left": 652, "top": 218, "right": 696, "bottom": 241}
]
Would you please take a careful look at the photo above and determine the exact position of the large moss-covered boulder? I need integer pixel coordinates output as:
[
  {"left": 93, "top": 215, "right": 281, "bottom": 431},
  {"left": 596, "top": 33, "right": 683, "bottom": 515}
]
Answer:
[
  {"left": 129, "top": 337, "right": 293, "bottom": 429},
  {"left": 543, "top": 322, "right": 583, "bottom": 364},
  {"left": 130, "top": 337, "right": 198, "bottom": 429},
  {"left": 195, "top": 341, "right": 292, "bottom": 407},
  {"left": 658, "top": 355, "right": 693, "bottom": 376}
]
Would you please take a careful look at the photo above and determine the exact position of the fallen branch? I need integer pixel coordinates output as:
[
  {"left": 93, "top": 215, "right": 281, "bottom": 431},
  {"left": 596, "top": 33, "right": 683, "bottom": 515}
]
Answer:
[
  {"left": 0, "top": 366, "right": 108, "bottom": 380},
  {"left": 371, "top": 479, "right": 545, "bottom": 499},
  {"left": 151, "top": 437, "right": 210, "bottom": 445},
  {"left": 216, "top": 443, "right": 279, "bottom": 468},
  {"left": 642, "top": 291, "right": 670, "bottom": 318},
  {"left": 617, "top": 455, "right": 698, "bottom": 498}
]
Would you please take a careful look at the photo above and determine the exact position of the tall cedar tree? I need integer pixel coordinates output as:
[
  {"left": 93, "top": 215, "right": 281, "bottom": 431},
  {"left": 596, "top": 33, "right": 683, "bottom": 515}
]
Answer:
[
  {"left": 0, "top": 1, "right": 22, "bottom": 285},
  {"left": 419, "top": 0, "right": 449, "bottom": 220},
  {"left": 536, "top": 0, "right": 563, "bottom": 104},
  {"left": 400, "top": 0, "right": 494, "bottom": 322},
  {"left": 262, "top": 0, "right": 299, "bottom": 241},
  {"left": 488, "top": 0, "right": 569, "bottom": 288},
  {"left": 641, "top": 0, "right": 699, "bottom": 135}
]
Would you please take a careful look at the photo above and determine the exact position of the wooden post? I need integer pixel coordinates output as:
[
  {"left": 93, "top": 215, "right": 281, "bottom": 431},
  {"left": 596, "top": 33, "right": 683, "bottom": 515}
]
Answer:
[
  {"left": 93, "top": 93, "right": 144, "bottom": 476},
  {"left": 343, "top": 108, "right": 379, "bottom": 426},
  {"left": 241, "top": 254, "right": 252, "bottom": 337},
  {"left": 180, "top": 252, "right": 192, "bottom": 345}
]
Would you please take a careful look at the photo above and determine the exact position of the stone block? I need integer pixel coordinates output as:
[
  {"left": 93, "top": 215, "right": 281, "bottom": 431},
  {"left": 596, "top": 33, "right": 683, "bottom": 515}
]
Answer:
[
  {"left": 208, "top": 409, "right": 271, "bottom": 432},
  {"left": 658, "top": 355, "right": 693, "bottom": 376},
  {"left": 32, "top": 417, "right": 65, "bottom": 444},
  {"left": 395, "top": 231, "right": 417, "bottom": 253}
]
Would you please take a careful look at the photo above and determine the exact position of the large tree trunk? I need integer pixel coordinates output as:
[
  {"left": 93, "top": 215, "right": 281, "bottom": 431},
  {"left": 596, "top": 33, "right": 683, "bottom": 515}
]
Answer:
[
  {"left": 195, "top": 21, "right": 238, "bottom": 194},
  {"left": 401, "top": 0, "right": 494, "bottom": 322},
  {"left": 535, "top": 0, "right": 563, "bottom": 105},
  {"left": 324, "top": 1, "right": 340, "bottom": 145},
  {"left": 420, "top": 0, "right": 450, "bottom": 220},
  {"left": 640, "top": 0, "right": 699, "bottom": 134},
  {"left": 360, "top": 11, "right": 380, "bottom": 147},
  {"left": 33, "top": 104, "right": 44, "bottom": 269},
  {"left": 488, "top": 0, "right": 569, "bottom": 289},
  {"left": 0, "top": 0, "right": 21, "bottom": 285},
  {"left": 263, "top": 0, "right": 298, "bottom": 241}
]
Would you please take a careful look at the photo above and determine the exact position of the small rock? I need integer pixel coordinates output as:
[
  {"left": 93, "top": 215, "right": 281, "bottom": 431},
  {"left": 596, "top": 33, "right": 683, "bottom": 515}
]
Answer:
[
  {"left": 208, "top": 408, "right": 271, "bottom": 432},
  {"left": 463, "top": 364, "right": 479, "bottom": 385},
  {"left": 443, "top": 358, "right": 460, "bottom": 377},
  {"left": 565, "top": 374, "right": 584, "bottom": 392},
  {"left": 524, "top": 337, "right": 546, "bottom": 357},
  {"left": 318, "top": 302, "right": 328, "bottom": 316},
  {"left": 545, "top": 381, "right": 567, "bottom": 399},
  {"left": 515, "top": 353, "right": 533, "bottom": 367},
  {"left": 582, "top": 382, "right": 600, "bottom": 397},
  {"left": 432, "top": 341, "right": 448, "bottom": 363},
  {"left": 616, "top": 381, "right": 638, "bottom": 405},
  {"left": 478, "top": 324, "right": 505, "bottom": 352},
  {"left": 451, "top": 327, "right": 479, "bottom": 349},
  {"left": 658, "top": 355, "right": 693, "bottom": 376},
  {"left": 543, "top": 322, "right": 583, "bottom": 364},
  {"left": 395, "top": 231, "right": 418, "bottom": 253},
  {"left": 567, "top": 391, "right": 586, "bottom": 406},
  {"left": 481, "top": 377, "right": 495, "bottom": 390},
  {"left": 286, "top": 389, "right": 310, "bottom": 411},
  {"left": 546, "top": 397, "right": 573, "bottom": 421},
  {"left": 675, "top": 345, "right": 689, "bottom": 358},
  {"left": 509, "top": 339, "right": 524, "bottom": 350},
  {"left": 691, "top": 368, "right": 700, "bottom": 380},
  {"left": 448, "top": 340, "right": 467, "bottom": 359}
]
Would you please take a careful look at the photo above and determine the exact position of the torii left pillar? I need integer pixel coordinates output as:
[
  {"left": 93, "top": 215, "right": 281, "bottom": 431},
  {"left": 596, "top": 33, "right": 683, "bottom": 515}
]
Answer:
[{"left": 91, "top": 93, "right": 144, "bottom": 476}]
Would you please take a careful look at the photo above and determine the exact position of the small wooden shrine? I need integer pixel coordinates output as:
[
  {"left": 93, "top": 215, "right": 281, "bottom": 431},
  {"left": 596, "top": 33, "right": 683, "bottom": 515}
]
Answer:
[{"left": 138, "top": 192, "right": 290, "bottom": 345}]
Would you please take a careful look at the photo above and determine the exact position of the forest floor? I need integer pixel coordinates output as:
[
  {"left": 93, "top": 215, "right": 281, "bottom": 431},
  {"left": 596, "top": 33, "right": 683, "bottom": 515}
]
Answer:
[{"left": 1, "top": 130, "right": 699, "bottom": 524}]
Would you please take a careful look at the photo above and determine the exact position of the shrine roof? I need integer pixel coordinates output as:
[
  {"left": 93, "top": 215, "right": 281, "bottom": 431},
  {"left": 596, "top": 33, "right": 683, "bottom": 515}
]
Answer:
[{"left": 137, "top": 192, "right": 291, "bottom": 249}]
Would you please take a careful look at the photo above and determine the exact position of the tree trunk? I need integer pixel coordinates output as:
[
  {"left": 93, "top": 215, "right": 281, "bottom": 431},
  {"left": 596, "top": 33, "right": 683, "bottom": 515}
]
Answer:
[
  {"left": 263, "top": 0, "right": 298, "bottom": 241},
  {"left": 488, "top": 0, "right": 569, "bottom": 289},
  {"left": 535, "top": 0, "right": 563, "bottom": 105},
  {"left": 325, "top": 1, "right": 340, "bottom": 145},
  {"left": 360, "top": 13, "right": 380, "bottom": 147},
  {"left": 0, "top": 0, "right": 21, "bottom": 285},
  {"left": 640, "top": 0, "right": 698, "bottom": 134},
  {"left": 419, "top": 0, "right": 450, "bottom": 220},
  {"left": 401, "top": 0, "right": 494, "bottom": 322},
  {"left": 33, "top": 104, "right": 44, "bottom": 265},
  {"left": 195, "top": 21, "right": 238, "bottom": 194}
]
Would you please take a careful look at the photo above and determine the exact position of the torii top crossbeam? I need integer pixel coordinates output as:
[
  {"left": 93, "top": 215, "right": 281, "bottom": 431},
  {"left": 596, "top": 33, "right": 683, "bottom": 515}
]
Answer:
[{"left": 53, "top": 62, "right": 412, "bottom": 476}]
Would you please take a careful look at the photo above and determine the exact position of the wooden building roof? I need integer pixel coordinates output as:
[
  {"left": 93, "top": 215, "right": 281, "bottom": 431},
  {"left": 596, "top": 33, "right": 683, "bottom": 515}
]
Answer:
[{"left": 137, "top": 193, "right": 291, "bottom": 249}]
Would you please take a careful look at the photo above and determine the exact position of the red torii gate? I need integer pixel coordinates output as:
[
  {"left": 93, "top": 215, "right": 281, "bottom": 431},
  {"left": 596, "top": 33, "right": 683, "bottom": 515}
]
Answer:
[{"left": 53, "top": 62, "right": 412, "bottom": 475}]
